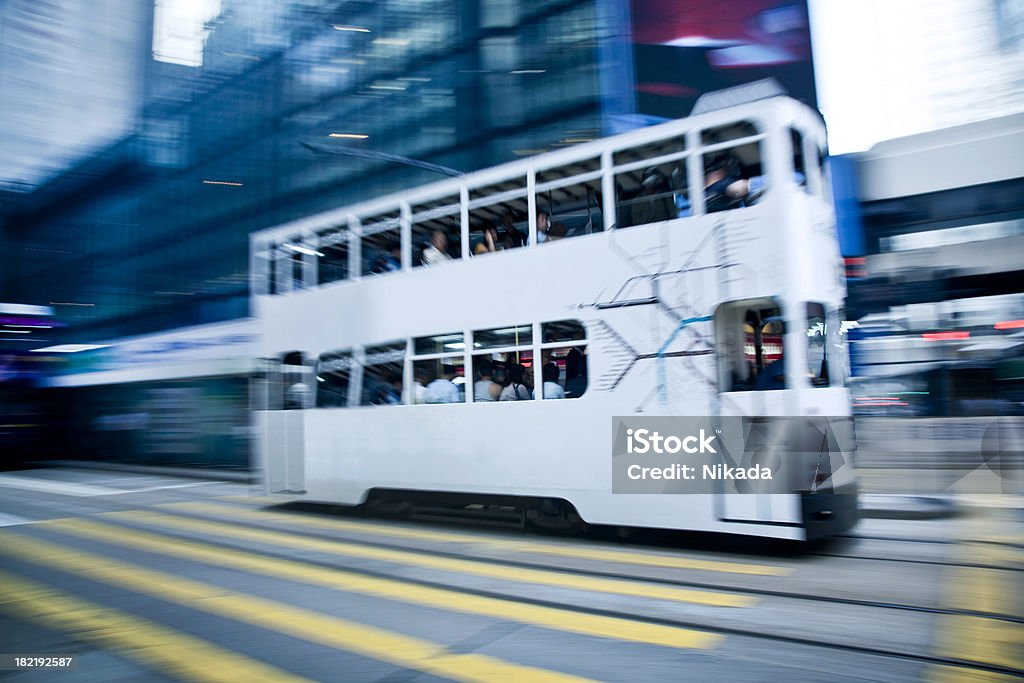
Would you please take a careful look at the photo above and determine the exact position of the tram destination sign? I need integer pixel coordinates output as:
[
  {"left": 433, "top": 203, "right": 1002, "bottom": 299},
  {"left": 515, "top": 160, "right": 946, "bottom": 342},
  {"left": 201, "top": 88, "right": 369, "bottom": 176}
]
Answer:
[{"left": 611, "top": 416, "right": 854, "bottom": 494}]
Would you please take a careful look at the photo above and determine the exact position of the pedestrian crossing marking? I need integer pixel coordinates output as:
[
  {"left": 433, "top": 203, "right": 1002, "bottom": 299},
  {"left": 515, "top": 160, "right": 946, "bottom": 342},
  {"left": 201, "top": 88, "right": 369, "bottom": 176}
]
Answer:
[
  {"left": 0, "top": 569, "right": 314, "bottom": 683},
  {"left": 928, "top": 664, "right": 1024, "bottom": 682},
  {"left": 0, "top": 532, "right": 597, "bottom": 683},
  {"left": 44, "top": 516, "right": 724, "bottom": 651},
  {"left": 108, "top": 508, "right": 757, "bottom": 608}
]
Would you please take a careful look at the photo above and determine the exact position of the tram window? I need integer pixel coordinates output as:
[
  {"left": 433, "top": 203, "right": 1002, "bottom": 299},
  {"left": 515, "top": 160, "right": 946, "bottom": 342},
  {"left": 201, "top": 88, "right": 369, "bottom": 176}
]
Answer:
[
  {"left": 359, "top": 210, "right": 401, "bottom": 277},
  {"left": 317, "top": 227, "right": 349, "bottom": 285},
  {"left": 412, "top": 359, "right": 465, "bottom": 404},
  {"left": 536, "top": 157, "right": 600, "bottom": 184},
  {"left": 276, "top": 239, "right": 307, "bottom": 291},
  {"left": 413, "top": 216, "right": 461, "bottom": 267},
  {"left": 700, "top": 122, "right": 758, "bottom": 146},
  {"left": 485, "top": 350, "right": 534, "bottom": 401},
  {"left": 539, "top": 346, "right": 587, "bottom": 399},
  {"left": 541, "top": 320, "right": 585, "bottom": 343},
  {"left": 411, "top": 333, "right": 465, "bottom": 404},
  {"left": 541, "top": 320, "right": 588, "bottom": 399},
  {"left": 701, "top": 121, "right": 765, "bottom": 213},
  {"left": 613, "top": 136, "right": 687, "bottom": 229},
  {"left": 360, "top": 341, "right": 405, "bottom": 406},
  {"left": 701, "top": 145, "right": 765, "bottom": 213},
  {"left": 613, "top": 136, "right": 687, "bottom": 167},
  {"left": 535, "top": 158, "right": 603, "bottom": 242},
  {"left": 316, "top": 350, "right": 352, "bottom": 408},
  {"left": 470, "top": 176, "right": 528, "bottom": 251},
  {"left": 536, "top": 182, "right": 603, "bottom": 242},
  {"left": 259, "top": 244, "right": 276, "bottom": 295},
  {"left": 716, "top": 299, "right": 785, "bottom": 392},
  {"left": 411, "top": 194, "right": 460, "bottom": 218},
  {"left": 412, "top": 194, "right": 462, "bottom": 266},
  {"left": 471, "top": 353, "right": 504, "bottom": 401},
  {"left": 790, "top": 128, "right": 810, "bottom": 193},
  {"left": 807, "top": 303, "right": 829, "bottom": 387},
  {"left": 474, "top": 324, "right": 533, "bottom": 349},
  {"left": 414, "top": 332, "right": 464, "bottom": 356}
]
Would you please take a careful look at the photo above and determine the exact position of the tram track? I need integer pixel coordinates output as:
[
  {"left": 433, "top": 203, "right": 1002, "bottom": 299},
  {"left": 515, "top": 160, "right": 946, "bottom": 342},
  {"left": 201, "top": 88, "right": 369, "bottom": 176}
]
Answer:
[
  {"left": 128, "top": 501, "right": 1024, "bottom": 624},
  {"left": 60, "top": 507, "right": 1024, "bottom": 680}
]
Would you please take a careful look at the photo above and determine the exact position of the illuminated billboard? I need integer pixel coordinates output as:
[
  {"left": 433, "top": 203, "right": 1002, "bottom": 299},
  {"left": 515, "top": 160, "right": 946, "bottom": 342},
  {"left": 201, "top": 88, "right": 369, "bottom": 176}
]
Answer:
[{"left": 628, "top": 0, "right": 817, "bottom": 121}]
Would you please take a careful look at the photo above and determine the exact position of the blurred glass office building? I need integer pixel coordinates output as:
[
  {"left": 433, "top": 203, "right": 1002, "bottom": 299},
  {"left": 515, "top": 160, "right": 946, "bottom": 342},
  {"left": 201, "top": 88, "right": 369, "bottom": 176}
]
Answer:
[
  {"left": 3, "top": 0, "right": 820, "bottom": 342},
  {"left": 1, "top": 0, "right": 820, "bottom": 466}
]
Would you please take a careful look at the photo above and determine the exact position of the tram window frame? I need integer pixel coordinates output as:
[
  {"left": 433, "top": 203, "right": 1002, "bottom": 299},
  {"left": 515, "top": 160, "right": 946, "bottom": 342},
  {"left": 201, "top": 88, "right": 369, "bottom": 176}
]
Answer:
[
  {"left": 359, "top": 209, "right": 402, "bottom": 278},
  {"left": 410, "top": 332, "right": 466, "bottom": 404},
  {"left": 316, "top": 350, "right": 354, "bottom": 408},
  {"left": 469, "top": 175, "right": 529, "bottom": 253},
  {"left": 698, "top": 121, "right": 767, "bottom": 215},
  {"left": 316, "top": 226, "right": 350, "bottom": 285},
  {"left": 411, "top": 194, "right": 462, "bottom": 268},
  {"left": 790, "top": 128, "right": 811, "bottom": 194},
  {"left": 612, "top": 136, "right": 688, "bottom": 229},
  {"left": 254, "top": 241, "right": 275, "bottom": 295},
  {"left": 359, "top": 341, "right": 406, "bottom": 406},
  {"left": 806, "top": 302, "right": 830, "bottom": 388},
  {"left": 539, "top": 319, "right": 588, "bottom": 399},
  {"left": 535, "top": 158, "right": 604, "bottom": 242},
  {"left": 715, "top": 298, "right": 786, "bottom": 392},
  {"left": 829, "top": 308, "right": 848, "bottom": 387},
  {"left": 472, "top": 324, "right": 535, "bottom": 402},
  {"left": 273, "top": 239, "right": 308, "bottom": 293}
]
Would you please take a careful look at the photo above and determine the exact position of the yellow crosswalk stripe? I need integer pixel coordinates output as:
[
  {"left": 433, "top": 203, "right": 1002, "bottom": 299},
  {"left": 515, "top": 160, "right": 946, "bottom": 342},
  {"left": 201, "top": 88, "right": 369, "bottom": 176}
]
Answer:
[
  {"left": 959, "top": 542, "right": 1024, "bottom": 571},
  {"left": 934, "top": 528, "right": 1024, "bottom": 679},
  {"left": 0, "top": 569, "right": 313, "bottom": 683},
  {"left": 202, "top": 499, "right": 789, "bottom": 576},
  {"left": 45, "top": 517, "right": 723, "bottom": 651},
  {"left": 0, "top": 532, "right": 596, "bottom": 683},
  {"left": 927, "top": 664, "right": 1024, "bottom": 682},
  {"left": 110, "top": 508, "right": 756, "bottom": 608},
  {"left": 934, "top": 615, "right": 1024, "bottom": 671},
  {"left": 946, "top": 567, "right": 1024, "bottom": 619}
]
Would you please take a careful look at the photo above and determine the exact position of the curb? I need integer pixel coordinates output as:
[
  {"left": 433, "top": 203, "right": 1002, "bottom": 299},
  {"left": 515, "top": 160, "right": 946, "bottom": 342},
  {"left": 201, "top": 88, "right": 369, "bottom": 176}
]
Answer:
[
  {"left": 29, "top": 460, "right": 256, "bottom": 484},
  {"left": 859, "top": 495, "right": 958, "bottom": 520}
]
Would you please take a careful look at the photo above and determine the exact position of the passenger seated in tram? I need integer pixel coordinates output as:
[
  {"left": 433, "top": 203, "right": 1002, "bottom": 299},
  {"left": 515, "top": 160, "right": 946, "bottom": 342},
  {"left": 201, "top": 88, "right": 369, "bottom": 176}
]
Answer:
[
  {"left": 538, "top": 362, "right": 566, "bottom": 399},
  {"left": 421, "top": 229, "right": 453, "bottom": 266},
  {"left": 473, "top": 358, "right": 502, "bottom": 402},
  {"left": 499, "top": 364, "right": 533, "bottom": 401},
  {"left": 565, "top": 354, "right": 587, "bottom": 398},
  {"left": 473, "top": 226, "right": 500, "bottom": 255},
  {"left": 425, "top": 365, "right": 460, "bottom": 403},
  {"left": 547, "top": 220, "right": 567, "bottom": 242},
  {"left": 702, "top": 154, "right": 749, "bottom": 213},
  {"left": 673, "top": 154, "right": 756, "bottom": 216},
  {"left": 500, "top": 210, "right": 527, "bottom": 248},
  {"left": 412, "top": 366, "right": 430, "bottom": 404}
]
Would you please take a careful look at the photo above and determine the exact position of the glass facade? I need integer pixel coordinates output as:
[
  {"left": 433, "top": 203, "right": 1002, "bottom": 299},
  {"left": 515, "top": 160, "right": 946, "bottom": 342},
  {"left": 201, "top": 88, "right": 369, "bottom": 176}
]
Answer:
[{"left": 7, "top": 0, "right": 604, "bottom": 342}]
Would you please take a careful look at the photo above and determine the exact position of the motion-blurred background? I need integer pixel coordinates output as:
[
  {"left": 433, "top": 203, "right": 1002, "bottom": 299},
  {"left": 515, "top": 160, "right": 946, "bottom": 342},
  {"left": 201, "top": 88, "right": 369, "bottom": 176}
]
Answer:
[{"left": 1, "top": 0, "right": 1022, "bottom": 495}]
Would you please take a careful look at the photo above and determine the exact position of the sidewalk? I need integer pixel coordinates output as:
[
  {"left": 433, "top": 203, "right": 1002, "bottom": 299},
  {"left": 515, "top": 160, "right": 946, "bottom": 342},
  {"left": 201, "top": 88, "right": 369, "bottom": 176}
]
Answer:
[
  {"left": 32, "top": 460, "right": 256, "bottom": 484},
  {"left": 859, "top": 494, "right": 958, "bottom": 520}
]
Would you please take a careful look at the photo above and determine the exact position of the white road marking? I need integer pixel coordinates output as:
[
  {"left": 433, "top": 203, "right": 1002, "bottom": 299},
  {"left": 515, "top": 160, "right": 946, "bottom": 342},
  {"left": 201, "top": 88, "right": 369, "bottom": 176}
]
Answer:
[
  {"left": 0, "top": 512, "right": 34, "bottom": 527},
  {"left": 0, "top": 475, "right": 223, "bottom": 498}
]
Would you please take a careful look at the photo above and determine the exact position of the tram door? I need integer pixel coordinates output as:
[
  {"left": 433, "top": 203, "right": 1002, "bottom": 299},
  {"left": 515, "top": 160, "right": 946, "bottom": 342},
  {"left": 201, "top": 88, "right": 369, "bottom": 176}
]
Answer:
[
  {"left": 257, "top": 354, "right": 310, "bottom": 494},
  {"left": 714, "top": 301, "right": 802, "bottom": 525}
]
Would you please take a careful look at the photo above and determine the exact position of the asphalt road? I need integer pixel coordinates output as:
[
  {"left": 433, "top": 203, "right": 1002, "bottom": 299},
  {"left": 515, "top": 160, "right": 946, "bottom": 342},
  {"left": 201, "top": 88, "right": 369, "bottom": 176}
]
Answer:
[{"left": 0, "top": 468, "right": 1021, "bottom": 682}]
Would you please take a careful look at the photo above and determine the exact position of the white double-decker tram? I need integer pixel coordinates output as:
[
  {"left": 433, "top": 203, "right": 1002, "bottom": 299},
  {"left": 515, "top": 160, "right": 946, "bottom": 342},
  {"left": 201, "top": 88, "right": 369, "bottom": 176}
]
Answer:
[{"left": 251, "top": 92, "right": 858, "bottom": 541}]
